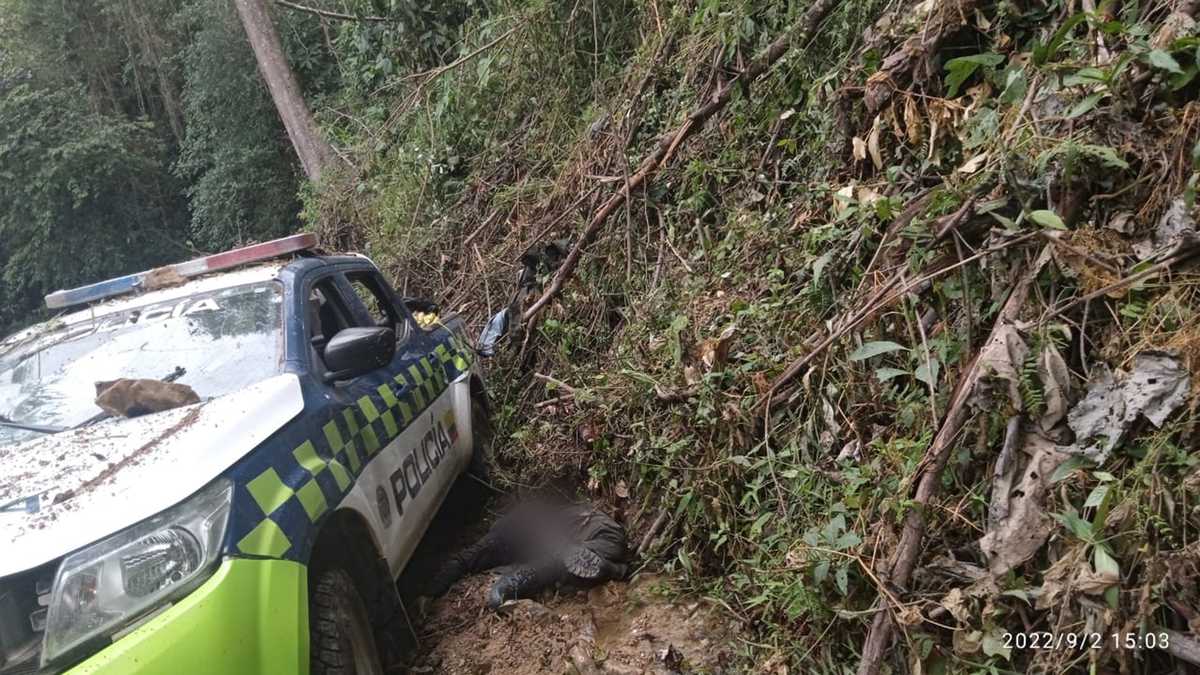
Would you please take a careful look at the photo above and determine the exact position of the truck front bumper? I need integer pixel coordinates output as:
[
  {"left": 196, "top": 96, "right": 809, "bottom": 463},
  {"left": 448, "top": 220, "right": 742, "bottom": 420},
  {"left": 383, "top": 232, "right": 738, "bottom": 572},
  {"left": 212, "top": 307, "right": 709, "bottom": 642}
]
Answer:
[{"left": 66, "top": 558, "right": 308, "bottom": 675}]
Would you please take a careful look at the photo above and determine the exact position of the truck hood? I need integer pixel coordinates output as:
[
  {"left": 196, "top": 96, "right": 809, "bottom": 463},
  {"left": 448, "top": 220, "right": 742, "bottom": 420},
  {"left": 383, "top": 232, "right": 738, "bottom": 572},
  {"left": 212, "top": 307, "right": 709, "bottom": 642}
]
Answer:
[{"left": 0, "top": 374, "right": 304, "bottom": 577}]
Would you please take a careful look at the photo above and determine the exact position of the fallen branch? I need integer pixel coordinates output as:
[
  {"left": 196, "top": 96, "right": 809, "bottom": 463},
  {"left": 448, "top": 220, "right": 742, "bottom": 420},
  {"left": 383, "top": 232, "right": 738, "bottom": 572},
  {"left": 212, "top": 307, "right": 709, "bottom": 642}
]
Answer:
[
  {"left": 854, "top": 246, "right": 1051, "bottom": 675},
  {"left": 1040, "top": 244, "right": 1200, "bottom": 323},
  {"left": 533, "top": 372, "right": 578, "bottom": 395},
  {"left": 636, "top": 509, "right": 669, "bottom": 557},
  {"left": 1163, "top": 628, "right": 1200, "bottom": 667},
  {"left": 521, "top": 0, "right": 845, "bottom": 323},
  {"left": 404, "top": 27, "right": 518, "bottom": 84},
  {"left": 273, "top": 0, "right": 389, "bottom": 22}
]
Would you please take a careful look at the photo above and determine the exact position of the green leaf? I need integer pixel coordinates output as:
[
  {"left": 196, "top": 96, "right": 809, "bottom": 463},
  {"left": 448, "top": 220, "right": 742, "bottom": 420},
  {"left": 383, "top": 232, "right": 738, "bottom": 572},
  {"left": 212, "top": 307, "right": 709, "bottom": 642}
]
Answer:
[
  {"left": 1034, "top": 13, "right": 1089, "bottom": 65},
  {"left": 999, "top": 67, "right": 1028, "bottom": 104},
  {"left": 1054, "top": 509, "right": 1095, "bottom": 543},
  {"left": 1028, "top": 209, "right": 1067, "bottom": 230},
  {"left": 1171, "top": 64, "right": 1199, "bottom": 90},
  {"left": 1067, "top": 92, "right": 1104, "bottom": 118},
  {"left": 1094, "top": 546, "right": 1119, "bottom": 579},
  {"left": 1078, "top": 144, "right": 1129, "bottom": 169},
  {"left": 875, "top": 367, "right": 909, "bottom": 382},
  {"left": 1084, "top": 484, "right": 1110, "bottom": 508},
  {"left": 1148, "top": 49, "right": 1184, "bottom": 74},
  {"left": 835, "top": 564, "right": 849, "bottom": 595},
  {"left": 813, "top": 559, "right": 830, "bottom": 584},
  {"left": 750, "top": 511, "right": 772, "bottom": 537},
  {"left": 982, "top": 627, "right": 1013, "bottom": 660},
  {"left": 914, "top": 358, "right": 941, "bottom": 387},
  {"left": 812, "top": 250, "right": 834, "bottom": 280},
  {"left": 1064, "top": 67, "right": 1108, "bottom": 86},
  {"left": 944, "top": 53, "right": 1005, "bottom": 97},
  {"left": 849, "top": 341, "right": 907, "bottom": 361},
  {"left": 833, "top": 530, "right": 862, "bottom": 550},
  {"left": 822, "top": 514, "right": 846, "bottom": 542}
]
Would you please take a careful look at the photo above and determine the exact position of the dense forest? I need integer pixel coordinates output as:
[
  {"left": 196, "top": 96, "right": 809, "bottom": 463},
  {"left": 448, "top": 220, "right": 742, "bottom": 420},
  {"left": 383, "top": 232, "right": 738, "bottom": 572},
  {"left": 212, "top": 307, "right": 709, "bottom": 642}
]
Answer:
[{"left": 5, "top": 0, "right": 1200, "bottom": 672}]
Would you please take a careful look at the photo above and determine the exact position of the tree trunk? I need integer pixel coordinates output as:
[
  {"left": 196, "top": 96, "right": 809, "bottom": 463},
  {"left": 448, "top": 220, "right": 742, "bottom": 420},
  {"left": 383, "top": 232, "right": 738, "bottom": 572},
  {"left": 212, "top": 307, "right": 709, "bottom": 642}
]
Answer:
[{"left": 234, "top": 0, "right": 335, "bottom": 181}]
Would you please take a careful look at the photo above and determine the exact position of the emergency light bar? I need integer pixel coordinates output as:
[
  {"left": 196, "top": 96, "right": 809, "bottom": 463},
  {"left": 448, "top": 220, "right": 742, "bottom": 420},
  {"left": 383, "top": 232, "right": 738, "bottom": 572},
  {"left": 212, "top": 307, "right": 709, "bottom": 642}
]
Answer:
[{"left": 45, "top": 233, "right": 318, "bottom": 310}]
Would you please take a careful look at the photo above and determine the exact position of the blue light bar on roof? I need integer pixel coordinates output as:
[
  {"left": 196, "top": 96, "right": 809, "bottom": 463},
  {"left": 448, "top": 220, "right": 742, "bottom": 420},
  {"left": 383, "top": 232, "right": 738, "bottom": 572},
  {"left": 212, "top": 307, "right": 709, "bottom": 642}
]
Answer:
[{"left": 45, "top": 233, "right": 317, "bottom": 310}]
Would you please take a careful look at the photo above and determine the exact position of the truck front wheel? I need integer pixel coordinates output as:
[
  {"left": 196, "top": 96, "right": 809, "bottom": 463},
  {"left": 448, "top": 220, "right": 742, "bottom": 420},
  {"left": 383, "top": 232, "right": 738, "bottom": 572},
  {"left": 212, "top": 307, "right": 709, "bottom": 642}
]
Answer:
[{"left": 309, "top": 568, "right": 385, "bottom": 675}]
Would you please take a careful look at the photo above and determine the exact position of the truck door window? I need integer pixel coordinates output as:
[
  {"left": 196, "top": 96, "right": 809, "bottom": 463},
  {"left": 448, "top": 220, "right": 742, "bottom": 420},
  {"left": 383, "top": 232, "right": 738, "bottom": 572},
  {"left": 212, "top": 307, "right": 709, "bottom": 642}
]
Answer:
[
  {"left": 307, "top": 281, "right": 352, "bottom": 372},
  {"left": 346, "top": 272, "right": 412, "bottom": 346}
]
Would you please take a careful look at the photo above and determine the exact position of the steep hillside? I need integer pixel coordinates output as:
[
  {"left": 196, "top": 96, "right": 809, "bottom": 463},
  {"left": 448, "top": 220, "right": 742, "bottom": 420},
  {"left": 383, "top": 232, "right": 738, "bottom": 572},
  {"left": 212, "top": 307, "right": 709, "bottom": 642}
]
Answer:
[{"left": 311, "top": 0, "right": 1200, "bottom": 672}]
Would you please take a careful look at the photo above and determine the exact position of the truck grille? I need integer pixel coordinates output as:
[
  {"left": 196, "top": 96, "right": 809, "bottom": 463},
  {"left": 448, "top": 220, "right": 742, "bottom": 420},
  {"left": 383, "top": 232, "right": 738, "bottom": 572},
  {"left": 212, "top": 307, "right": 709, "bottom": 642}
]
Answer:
[{"left": 0, "top": 563, "right": 55, "bottom": 674}]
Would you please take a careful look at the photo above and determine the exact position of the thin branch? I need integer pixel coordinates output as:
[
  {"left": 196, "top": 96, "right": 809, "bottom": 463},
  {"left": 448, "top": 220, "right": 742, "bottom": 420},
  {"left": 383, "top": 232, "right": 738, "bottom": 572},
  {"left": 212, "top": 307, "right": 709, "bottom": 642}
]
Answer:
[
  {"left": 272, "top": 0, "right": 390, "bottom": 22},
  {"left": 404, "top": 27, "right": 519, "bottom": 84}
]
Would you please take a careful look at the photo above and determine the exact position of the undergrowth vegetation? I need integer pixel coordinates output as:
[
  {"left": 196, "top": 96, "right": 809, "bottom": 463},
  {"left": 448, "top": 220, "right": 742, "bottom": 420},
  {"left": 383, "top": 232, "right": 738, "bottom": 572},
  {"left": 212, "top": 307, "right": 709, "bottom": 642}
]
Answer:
[{"left": 307, "top": 0, "right": 1200, "bottom": 671}]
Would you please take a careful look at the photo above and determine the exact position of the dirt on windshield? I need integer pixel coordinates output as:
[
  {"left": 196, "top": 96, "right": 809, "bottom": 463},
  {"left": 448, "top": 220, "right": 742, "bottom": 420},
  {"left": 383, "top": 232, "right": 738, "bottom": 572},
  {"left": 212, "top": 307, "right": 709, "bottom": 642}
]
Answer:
[{"left": 410, "top": 572, "right": 736, "bottom": 674}]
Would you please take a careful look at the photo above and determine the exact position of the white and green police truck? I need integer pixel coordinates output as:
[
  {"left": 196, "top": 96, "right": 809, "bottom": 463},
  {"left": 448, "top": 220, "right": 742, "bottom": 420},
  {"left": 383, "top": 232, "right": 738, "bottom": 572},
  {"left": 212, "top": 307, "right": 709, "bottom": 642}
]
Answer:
[{"left": 0, "top": 235, "right": 489, "bottom": 674}]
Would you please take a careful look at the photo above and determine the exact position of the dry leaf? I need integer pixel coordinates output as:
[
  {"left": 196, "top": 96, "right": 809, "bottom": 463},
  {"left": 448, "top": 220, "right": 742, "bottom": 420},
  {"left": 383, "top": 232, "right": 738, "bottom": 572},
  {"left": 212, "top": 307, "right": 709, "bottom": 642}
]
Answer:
[
  {"left": 927, "top": 112, "right": 940, "bottom": 161},
  {"left": 1038, "top": 343, "right": 1070, "bottom": 431},
  {"left": 954, "top": 629, "right": 983, "bottom": 655},
  {"left": 974, "top": 323, "right": 1028, "bottom": 410},
  {"left": 1067, "top": 351, "right": 1191, "bottom": 463},
  {"left": 867, "top": 115, "right": 884, "bottom": 169},
  {"left": 833, "top": 185, "right": 855, "bottom": 215},
  {"left": 897, "top": 604, "right": 923, "bottom": 626},
  {"left": 904, "top": 96, "right": 923, "bottom": 146},
  {"left": 615, "top": 480, "right": 629, "bottom": 499},
  {"left": 941, "top": 587, "right": 971, "bottom": 624},
  {"left": 752, "top": 372, "right": 770, "bottom": 398},
  {"left": 980, "top": 434, "right": 1071, "bottom": 576},
  {"left": 888, "top": 101, "right": 905, "bottom": 142},
  {"left": 1036, "top": 547, "right": 1084, "bottom": 610},
  {"left": 856, "top": 186, "right": 882, "bottom": 207},
  {"left": 852, "top": 136, "right": 868, "bottom": 162},
  {"left": 696, "top": 324, "right": 737, "bottom": 372},
  {"left": 957, "top": 152, "right": 988, "bottom": 174}
]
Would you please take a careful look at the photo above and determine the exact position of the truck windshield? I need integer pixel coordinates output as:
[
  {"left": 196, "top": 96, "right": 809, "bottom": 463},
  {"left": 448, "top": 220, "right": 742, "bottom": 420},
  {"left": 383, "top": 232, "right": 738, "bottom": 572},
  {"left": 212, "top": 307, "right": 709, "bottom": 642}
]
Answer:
[{"left": 0, "top": 281, "right": 284, "bottom": 446}]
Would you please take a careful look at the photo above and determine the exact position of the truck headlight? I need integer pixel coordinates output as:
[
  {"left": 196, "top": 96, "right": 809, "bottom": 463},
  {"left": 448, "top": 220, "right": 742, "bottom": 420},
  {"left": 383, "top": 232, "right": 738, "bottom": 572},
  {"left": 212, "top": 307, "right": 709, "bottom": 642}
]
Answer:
[{"left": 42, "top": 479, "right": 233, "bottom": 666}]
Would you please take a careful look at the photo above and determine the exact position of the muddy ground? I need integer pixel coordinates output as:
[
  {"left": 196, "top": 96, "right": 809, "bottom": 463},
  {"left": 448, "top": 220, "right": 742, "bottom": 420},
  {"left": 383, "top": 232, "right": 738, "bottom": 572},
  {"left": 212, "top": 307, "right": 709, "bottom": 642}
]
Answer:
[
  {"left": 394, "top": 483, "right": 739, "bottom": 674},
  {"left": 411, "top": 572, "right": 735, "bottom": 674}
]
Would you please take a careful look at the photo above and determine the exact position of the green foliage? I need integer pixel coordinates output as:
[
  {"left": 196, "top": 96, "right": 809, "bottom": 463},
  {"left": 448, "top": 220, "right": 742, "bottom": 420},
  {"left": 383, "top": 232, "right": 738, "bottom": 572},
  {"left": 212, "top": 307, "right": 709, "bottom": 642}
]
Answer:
[
  {"left": 0, "top": 84, "right": 187, "bottom": 332},
  {"left": 944, "top": 52, "right": 1004, "bottom": 97},
  {"left": 174, "top": 0, "right": 303, "bottom": 249},
  {"left": 0, "top": 0, "right": 331, "bottom": 333},
  {"left": 326, "top": 0, "right": 481, "bottom": 96}
]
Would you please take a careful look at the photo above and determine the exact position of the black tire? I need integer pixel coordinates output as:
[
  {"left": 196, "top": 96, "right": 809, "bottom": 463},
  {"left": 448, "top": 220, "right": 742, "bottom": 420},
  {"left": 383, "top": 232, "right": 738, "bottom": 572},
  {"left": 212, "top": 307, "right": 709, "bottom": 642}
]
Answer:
[
  {"left": 309, "top": 568, "right": 385, "bottom": 675},
  {"left": 467, "top": 396, "right": 493, "bottom": 482}
]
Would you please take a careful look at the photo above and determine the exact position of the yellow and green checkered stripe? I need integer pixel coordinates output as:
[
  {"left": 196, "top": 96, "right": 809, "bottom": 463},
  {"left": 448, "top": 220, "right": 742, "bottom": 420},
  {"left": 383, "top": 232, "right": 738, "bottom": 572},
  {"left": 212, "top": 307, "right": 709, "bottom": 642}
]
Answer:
[{"left": 233, "top": 331, "right": 474, "bottom": 559}]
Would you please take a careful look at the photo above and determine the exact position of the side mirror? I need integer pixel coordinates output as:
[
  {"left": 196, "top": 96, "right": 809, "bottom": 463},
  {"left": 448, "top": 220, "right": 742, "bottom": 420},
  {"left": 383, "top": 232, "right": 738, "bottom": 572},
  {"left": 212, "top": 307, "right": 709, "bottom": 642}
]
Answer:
[
  {"left": 477, "top": 307, "right": 510, "bottom": 358},
  {"left": 324, "top": 327, "right": 395, "bottom": 382}
]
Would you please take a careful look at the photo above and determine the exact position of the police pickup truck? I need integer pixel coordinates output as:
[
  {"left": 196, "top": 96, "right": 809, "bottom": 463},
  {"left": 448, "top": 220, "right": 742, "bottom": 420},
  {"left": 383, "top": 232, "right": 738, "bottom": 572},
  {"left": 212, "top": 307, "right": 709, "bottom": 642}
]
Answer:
[{"left": 0, "top": 235, "right": 489, "bottom": 674}]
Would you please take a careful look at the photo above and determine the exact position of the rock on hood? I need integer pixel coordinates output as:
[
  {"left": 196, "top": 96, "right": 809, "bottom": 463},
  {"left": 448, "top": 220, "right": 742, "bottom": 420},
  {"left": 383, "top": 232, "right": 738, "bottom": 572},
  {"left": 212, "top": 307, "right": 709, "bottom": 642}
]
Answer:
[{"left": 0, "top": 374, "right": 304, "bottom": 577}]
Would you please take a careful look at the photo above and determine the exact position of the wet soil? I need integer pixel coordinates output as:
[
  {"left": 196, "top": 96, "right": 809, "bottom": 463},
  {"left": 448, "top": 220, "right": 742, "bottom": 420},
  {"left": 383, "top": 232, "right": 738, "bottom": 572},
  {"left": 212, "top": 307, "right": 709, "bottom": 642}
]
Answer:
[
  {"left": 392, "top": 481, "right": 737, "bottom": 674},
  {"left": 411, "top": 573, "right": 735, "bottom": 674}
]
